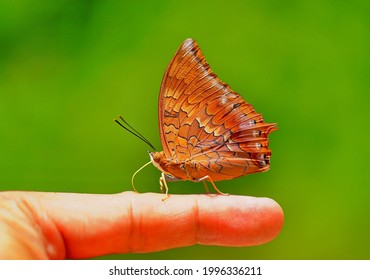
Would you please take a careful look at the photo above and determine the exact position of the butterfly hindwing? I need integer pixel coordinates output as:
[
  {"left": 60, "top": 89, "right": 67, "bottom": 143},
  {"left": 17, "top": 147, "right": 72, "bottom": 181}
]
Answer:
[{"left": 158, "top": 38, "right": 276, "bottom": 180}]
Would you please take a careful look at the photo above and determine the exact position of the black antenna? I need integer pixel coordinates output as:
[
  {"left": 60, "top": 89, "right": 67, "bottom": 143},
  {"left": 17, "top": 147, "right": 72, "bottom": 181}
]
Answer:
[{"left": 114, "top": 115, "right": 156, "bottom": 151}]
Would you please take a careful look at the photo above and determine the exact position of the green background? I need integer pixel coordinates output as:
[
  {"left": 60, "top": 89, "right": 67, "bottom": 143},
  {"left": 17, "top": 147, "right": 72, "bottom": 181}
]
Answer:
[{"left": 0, "top": 0, "right": 369, "bottom": 259}]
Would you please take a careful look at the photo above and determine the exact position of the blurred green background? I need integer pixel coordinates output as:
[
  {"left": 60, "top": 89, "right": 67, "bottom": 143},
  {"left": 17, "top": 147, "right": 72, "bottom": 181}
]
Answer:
[{"left": 0, "top": 0, "right": 369, "bottom": 259}]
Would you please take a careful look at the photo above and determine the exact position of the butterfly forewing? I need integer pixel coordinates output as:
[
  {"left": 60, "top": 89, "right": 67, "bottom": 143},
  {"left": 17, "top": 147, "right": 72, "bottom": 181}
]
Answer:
[{"left": 157, "top": 38, "right": 276, "bottom": 181}]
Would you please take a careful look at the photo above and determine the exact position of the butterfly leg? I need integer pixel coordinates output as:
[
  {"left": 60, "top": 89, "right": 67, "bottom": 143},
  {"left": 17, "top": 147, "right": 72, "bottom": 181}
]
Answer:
[
  {"left": 199, "top": 175, "right": 229, "bottom": 196},
  {"left": 202, "top": 181, "right": 210, "bottom": 194},
  {"left": 159, "top": 172, "right": 169, "bottom": 201}
]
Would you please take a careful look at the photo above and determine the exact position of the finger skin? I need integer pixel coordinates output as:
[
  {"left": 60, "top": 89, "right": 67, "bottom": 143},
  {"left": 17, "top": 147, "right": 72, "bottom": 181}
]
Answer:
[{"left": 0, "top": 191, "right": 284, "bottom": 259}]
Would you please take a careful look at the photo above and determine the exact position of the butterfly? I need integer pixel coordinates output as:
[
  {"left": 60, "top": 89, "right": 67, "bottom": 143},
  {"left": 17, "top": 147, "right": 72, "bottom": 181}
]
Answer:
[{"left": 116, "top": 38, "right": 277, "bottom": 199}]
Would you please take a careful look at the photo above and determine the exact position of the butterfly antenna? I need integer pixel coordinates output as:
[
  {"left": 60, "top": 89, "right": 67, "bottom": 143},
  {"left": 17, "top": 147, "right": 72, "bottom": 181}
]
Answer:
[
  {"left": 131, "top": 160, "right": 152, "bottom": 193},
  {"left": 114, "top": 116, "right": 156, "bottom": 150}
]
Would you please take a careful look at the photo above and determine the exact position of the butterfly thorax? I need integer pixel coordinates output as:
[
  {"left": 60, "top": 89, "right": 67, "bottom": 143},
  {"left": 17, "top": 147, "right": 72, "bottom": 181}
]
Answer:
[{"left": 150, "top": 151, "right": 202, "bottom": 182}]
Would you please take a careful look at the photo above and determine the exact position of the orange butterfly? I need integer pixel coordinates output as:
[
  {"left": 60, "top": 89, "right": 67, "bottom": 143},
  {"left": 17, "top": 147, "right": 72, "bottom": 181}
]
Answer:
[{"left": 117, "top": 38, "right": 277, "bottom": 199}]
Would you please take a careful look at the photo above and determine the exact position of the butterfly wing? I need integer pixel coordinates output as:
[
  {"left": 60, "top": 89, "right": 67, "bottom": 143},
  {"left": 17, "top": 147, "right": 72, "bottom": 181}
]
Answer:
[{"left": 158, "top": 38, "right": 276, "bottom": 180}]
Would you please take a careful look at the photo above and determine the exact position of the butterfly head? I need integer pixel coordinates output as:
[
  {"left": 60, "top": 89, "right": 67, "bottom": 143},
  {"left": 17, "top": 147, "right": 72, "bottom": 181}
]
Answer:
[
  {"left": 149, "top": 151, "right": 184, "bottom": 181},
  {"left": 149, "top": 151, "right": 166, "bottom": 174}
]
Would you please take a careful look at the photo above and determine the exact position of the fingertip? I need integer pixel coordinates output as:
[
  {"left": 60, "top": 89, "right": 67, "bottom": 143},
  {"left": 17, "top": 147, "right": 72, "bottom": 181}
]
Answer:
[
  {"left": 197, "top": 195, "right": 284, "bottom": 247},
  {"left": 256, "top": 197, "right": 284, "bottom": 244}
]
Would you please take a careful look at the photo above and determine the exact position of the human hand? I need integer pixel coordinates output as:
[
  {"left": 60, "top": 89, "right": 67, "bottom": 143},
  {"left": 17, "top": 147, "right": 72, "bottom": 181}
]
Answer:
[{"left": 0, "top": 191, "right": 284, "bottom": 259}]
